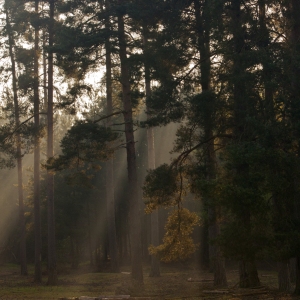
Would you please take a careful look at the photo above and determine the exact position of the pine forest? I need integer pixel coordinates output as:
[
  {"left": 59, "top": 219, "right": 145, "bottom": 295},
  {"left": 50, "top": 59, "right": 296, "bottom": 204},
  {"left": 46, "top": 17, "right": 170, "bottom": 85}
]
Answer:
[{"left": 0, "top": 0, "right": 300, "bottom": 299}]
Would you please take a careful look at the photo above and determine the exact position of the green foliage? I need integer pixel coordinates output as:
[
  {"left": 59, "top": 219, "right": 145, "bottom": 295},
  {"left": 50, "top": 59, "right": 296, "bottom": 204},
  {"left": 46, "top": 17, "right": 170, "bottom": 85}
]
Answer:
[
  {"left": 143, "top": 164, "right": 180, "bottom": 212},
  {"left": 47, "top": 120, "right": 119, "bottom": 172},
  {"left": 187, "top": 91, "right": 217, "bottom": 128},
  {"left": 2, "top": 0, "right": 300, "bottom": 284},
  {"left": 149, "top": 208, "right": 200, "bottom": 262}
]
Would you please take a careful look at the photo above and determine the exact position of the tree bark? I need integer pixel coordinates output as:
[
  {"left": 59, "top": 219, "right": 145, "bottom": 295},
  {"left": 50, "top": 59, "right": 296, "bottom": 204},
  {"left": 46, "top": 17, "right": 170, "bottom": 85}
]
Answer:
[
  {"left": 290, "top": 258, "right": 296, "bottom": 283},
  {"left": 198, "top": 220, "right": 209, "bottom": 270},
  {"left": 278, "top": 261, "right": 291, "bottom": 292},
  {"left": 117, "top": 10, "right": 143, "bottom": 283},
  {"left": 289, "top": 1, "right": 300, "bottom": 294},
  {"left": 86, "top": 201, "right": 94, "bottom": 266},
  {"left": 5, "top": 3, "right": 28, "bottom": 276},
  {"left": 43, "top": 28, "right": 48, "bottom": 116},
  {"left": 239, "top": 261, "right": 260, "bottom": 288},
  {"left": 47, "top": 0, "right": 57, "bottom": 285}
]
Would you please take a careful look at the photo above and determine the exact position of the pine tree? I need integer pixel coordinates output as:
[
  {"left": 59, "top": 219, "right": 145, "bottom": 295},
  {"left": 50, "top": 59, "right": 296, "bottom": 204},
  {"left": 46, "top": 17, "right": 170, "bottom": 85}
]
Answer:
[
  {"left": 105, "top": 0, "right": 119, "bottom": 273},
  {"left": 47, "top": 0, "right": 58, "bottom": 285},
  {"left": 4, "top": 0, "right": 28, "bottom": 276},
  {"left": 117, "top": 1, "right": 143, "bottom": 283},
  {"left": 33, "top": 0, "right": 42, "bottom": 283}
]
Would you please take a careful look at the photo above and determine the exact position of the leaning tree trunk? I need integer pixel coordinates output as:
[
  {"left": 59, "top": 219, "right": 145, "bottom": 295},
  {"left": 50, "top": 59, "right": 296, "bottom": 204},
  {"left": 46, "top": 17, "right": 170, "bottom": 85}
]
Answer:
[
  {"left": 194, "top": 0, "right": 227, "bottom": 287},
  {"left": 5, "top": 4, "right": 28, "bottom": 276},
  {"left": 47, "top": 0, "right": 57, "bottom": 285},
  {"left": 117, "top": 10, "right": 144, "bottom": 284},
  {"left": 104, "top": 5, "right": 119, "bottom": 272}
]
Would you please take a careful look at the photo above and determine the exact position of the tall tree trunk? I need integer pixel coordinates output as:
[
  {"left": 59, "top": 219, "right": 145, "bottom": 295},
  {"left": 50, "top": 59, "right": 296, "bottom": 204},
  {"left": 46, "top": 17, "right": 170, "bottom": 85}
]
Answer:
[
  {"left": 289, "top": 1, "right": 300, "bottom": 294},
  {"left": 231, "top": 0, "right": 260, "bottom": 288},
  {"left": 47, "top": 0, "right": 57, "bottom": 285},
  {"left": 117, "top": 10, "right": 143, "bottom": 284},
  {"left": 194, "top": 0, "right": 227, "bottom": 287},
  {"left": 147, "top": 128, "right": 160, "bottom": 277},
  {"left": 5, "top": 3, "right": 28, "bottom": 276},
  {"left": 258, "top": 1, "right": 291, "bottom": 290},
  {"left": 105, "top": 10, "right": 119, "bottom": 272},
  {"left": 34, "top": 0, "right": 42, "bottom": 283},
  {"left": 143, "top": 28, "right": 160, "bottom": 278}
]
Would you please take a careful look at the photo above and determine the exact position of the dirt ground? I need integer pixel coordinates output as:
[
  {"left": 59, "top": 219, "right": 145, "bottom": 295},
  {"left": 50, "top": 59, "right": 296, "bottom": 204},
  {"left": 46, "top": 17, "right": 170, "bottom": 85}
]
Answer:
[{"left": 0, "top": 263, "right": 298, "bottom": 299}]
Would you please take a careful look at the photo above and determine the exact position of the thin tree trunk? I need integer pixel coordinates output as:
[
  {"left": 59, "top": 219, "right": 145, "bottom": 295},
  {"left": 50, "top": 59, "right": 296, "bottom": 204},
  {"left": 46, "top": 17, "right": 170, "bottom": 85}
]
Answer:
[
  {"left": 105, "top": 7, "right": 119, "bottom": 273},
  {"left": 5, "top": 3, "right": 28, "bottom": 276},
  {"left": 86, "top": 201, "right": 94, "bottom": 266},
  {"left": 47, "top": 0, "right": 57, "bottom": 285},
  {"left": 194, "top": 0, "right": 227, "bottom": 287},
  {"left": 148, "top": 127, "right": 160, "bottom": 277},
  {"left": 117, "top": 10, "right": 143, "bottom": 284},
  {"left": 70, "top": 236, "right": 78, "bottom": 269},
  {"left": 258, "top": 0, "right": 274, "bottom": 118},
  {"left": 34, "top": 0, "right": 42, "bottom": 283},
  {"left": 199, "top": 219, "right": 209, "bottom": 270},
  {"left": 17, "top": 155, "right": 27, "bottom": 276},
  {"left": 143, "top": 28, "right": 160, "bottom": 278},
  {"left": 43, "top": 28, "right": 48, "bottom": 116}
]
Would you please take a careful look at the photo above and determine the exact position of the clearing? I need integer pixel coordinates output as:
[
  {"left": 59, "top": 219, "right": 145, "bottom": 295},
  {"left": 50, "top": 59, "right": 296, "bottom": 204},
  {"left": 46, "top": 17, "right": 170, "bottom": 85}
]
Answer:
[{"left": 0, "top": 263, "right": 297, "bottom": 299}]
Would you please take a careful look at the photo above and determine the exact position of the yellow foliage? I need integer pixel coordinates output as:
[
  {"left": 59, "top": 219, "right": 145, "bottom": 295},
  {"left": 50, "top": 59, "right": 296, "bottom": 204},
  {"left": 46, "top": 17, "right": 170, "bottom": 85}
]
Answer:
[{"left": 149, "top": 208, "right": 200, "bottom": 262}]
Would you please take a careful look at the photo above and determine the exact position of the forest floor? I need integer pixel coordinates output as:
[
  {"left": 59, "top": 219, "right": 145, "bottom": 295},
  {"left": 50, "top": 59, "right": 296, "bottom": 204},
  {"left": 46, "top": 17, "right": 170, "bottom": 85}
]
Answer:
[{"left": 0, "top": 262, "right": 297, "bottom": 300}]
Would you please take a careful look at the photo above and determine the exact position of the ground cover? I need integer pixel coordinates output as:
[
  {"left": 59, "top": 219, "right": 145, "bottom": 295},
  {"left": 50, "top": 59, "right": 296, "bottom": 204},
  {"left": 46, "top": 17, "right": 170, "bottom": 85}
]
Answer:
[{"left": 0, "top": 263, "right": 297, "bottom": 299}]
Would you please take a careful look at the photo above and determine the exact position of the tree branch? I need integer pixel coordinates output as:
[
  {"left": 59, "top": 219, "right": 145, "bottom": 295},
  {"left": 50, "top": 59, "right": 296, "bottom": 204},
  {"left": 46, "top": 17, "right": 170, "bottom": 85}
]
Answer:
[
  {"left": 171, "top": 134, "right": 232, "bottom": 168},
  {"left": 92, "top": 110, "right": 125, "bottom": 123},
  {"left": 2, "top": 112, "right": 47, "bottom": 143}
]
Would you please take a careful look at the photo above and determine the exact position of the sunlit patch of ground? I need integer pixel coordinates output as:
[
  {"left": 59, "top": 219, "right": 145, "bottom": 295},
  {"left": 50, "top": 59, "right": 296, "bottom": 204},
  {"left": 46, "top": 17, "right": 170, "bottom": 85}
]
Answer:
[{"left": 0, "top": 263, "right": 297, "bottom": 299}]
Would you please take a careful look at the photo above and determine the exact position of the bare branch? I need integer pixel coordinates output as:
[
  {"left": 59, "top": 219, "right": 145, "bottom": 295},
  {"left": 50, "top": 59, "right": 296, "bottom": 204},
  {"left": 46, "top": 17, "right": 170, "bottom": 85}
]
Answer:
[{"left": 92, "top": 110, "right": 125, "bottom": 123}]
